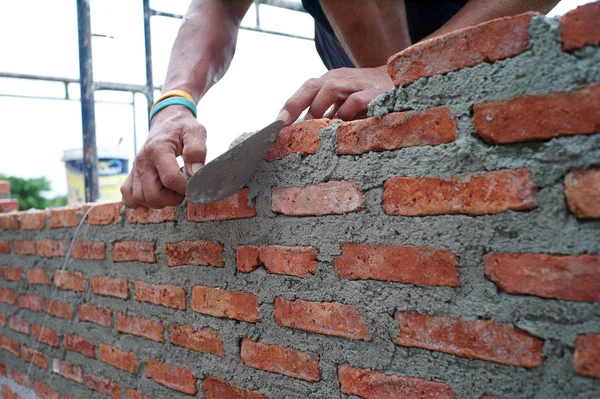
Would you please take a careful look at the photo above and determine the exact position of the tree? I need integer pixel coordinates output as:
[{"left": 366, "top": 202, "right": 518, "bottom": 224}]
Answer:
[{"left": 0, "top": 174, "right": 67, "bottom": 211}]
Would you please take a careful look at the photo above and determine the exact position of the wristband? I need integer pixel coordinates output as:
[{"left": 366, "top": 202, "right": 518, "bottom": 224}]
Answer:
[
  {"left": 153, "top": 89, "right": 195, "bottom": 107},
  {"left": 150, "top": 97, "right": 198, "bottom": 122}
]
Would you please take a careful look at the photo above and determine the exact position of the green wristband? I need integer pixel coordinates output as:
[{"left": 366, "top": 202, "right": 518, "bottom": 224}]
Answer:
[{"left": 150, "top": 96, "right": 197, "bottom": 122}]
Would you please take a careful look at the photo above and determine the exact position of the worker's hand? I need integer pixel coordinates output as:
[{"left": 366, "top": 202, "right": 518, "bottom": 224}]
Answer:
[
  {"left": 120, "top": 106, "right": 206, "bottom": 209},
  {"left": 277, "top": 65, "right": 393, "bottom": 125}
]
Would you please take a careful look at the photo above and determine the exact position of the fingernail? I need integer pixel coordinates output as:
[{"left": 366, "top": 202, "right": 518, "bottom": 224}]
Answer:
[
  {"left": 277, "top": 109, "right": 290, "bottom": 124},
  {"left": 191, "top": 163, "right": 203, "bottom": 174}
]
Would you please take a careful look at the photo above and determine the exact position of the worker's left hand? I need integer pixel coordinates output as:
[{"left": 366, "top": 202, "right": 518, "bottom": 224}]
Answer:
[{"left": 277, "top": 65, "right": 393, "bottom": 124}]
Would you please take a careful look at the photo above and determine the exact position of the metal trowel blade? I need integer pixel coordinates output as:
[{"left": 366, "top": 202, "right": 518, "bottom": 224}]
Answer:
[{"left": 185, "top": 120, "right": 283, "bottom": 205}]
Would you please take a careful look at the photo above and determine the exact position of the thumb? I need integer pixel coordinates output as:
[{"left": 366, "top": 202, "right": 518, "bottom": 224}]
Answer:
[{"left": 181, "top": 126, "right": 207, "bottom": 176}]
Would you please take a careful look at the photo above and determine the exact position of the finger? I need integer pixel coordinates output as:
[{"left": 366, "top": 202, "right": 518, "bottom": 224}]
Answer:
[
  {"left": 181, "top": 125, "right": 207, "bottom": 176},
  {"left": 132, "top": 169, "right": 151, "bottom": 210},
  {"left": 324, "top": 100, "right": 344, "bottom": 119},
  {"left": 154, "top": 152, "right": 187, "bottom": 195},
  {"left": 336, "top": 91, "right": 373, "bottom": 121},
  {"left": 278, "top": 78, "right": 322, "bottom": 126},
  {"left": 307, "top": 80, "right": 348, "bottom": 120},
  {"left": 140, "top": 167, "right": 186, "bottom": 208},
  {"left": 120, "top": 172, "right": 141, "bottom": 209}
]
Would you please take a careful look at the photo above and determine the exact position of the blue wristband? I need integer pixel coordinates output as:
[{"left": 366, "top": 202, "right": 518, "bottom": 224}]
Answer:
[{"left": 150, "top": 96, "right": 197, "bottom": 122}]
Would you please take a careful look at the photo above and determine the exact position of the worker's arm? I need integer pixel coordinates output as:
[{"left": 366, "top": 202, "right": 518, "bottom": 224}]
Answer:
[
  {"left": 278, "top": 0, "right": 560, "bottom": 124},
  {"left": 121, "top": 0, "right": 252, "bottom": 209}
]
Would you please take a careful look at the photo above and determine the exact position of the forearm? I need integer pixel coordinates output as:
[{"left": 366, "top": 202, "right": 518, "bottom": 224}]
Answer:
[
  {"left": 422, "top": 0, "right": 560, "bottom": 41},
  {"left": 162, "top": 0, "right": 252, "bottom": 103}
]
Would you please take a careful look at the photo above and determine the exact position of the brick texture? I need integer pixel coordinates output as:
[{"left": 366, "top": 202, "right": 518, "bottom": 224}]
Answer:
[
  {"left": 78, "top": 304, "right": 112, "bottom": 327},
  {"left": 241, "top": 338, "right": 321, "bottom": 382},
  {"left": 116, "top": 313, "right": 163, "bottom": 342},
  {"left": 188, "top": 189, "right": 256, "bottom": 222},
  {"left": 18, "top": 294, "right": 42, "bottom": 311},
  {"left": 337, "top": 107, "right": 457, "bottom": 155},
  {"left": 565, "top": 168, "right": 600, "bottom": 219},
  {"left": 384, "top": 169, "right": 537, "bottom": 216},
  {"left": 99, "top": 343, "right": 138, "bottom": 373},
  {"left": 34, "top": 381, "right": 59, "bottom": 399},
  {"left": 112, "top": 241, "right": 156, "bottom": 263},
  {"left": 474, "top": 84, "right": 600, "bottom": 144},
  {"left": 394, "top": 311, "right": 544, "bottom": 367},
  {"left": 32, "top": 325, "right": 59, "bottom": 347},
  {"left": 203, "top": 376, "right": 268, "bottom": 399},
  {"left": 0, "top": 213, "right": 19, "bottom": 230},
  {"left": 8, "top": 317, "right": 30, "bottom": 335},
  {"left": 19, "top": 211, "right": 46, "bottom": 230},
  {"left": 1, "top": 266, "right": 23, "bottom": 281},
  {"left": 168, "top": 323, "right": 224, "bottom": 356},
  {"left": 52, "top": 359, "right": 83, "bottom": 383},
  {"left": 145, "top": 358, "right": 198, "bottom": 394},
  {"left": 272, "top": 181, "right": 364, "bottom": 216},
  {"left": 86, "top": 374, "right": 120, "bottom": 398},
  {"left": 388, "top": 12, "right": 534, "bottom": 87},
  {"left": 126, "top": 389, "right": 153, "bottom": 399},
  {"left": 21, "top": 345, "right": 47, "bottom": 369},
  {"left": 0, "top": 335, "right": 20, "bottom": 357},
  {"left": 164, "top": 240, "right": 224, "bottom": 267},
  {"left": 48, "top": 207, "right": 80, "bottom": 228},
  {"left": 72, "top": 241, "right": 106, "bottom": 260},
  {"left": 126, "top": 206, "right": 177, "bottom": 223},
  {"left": 274, "top": 297, "right": 372, "bottom": 341},
  {"left": 338, "top": 365, "right": 454, "bottom": 399},
  {"left": 574, "top": 333, "right": 600, "bottom": 379},
  {"left": 2, "top": 386, "right": 20, "bottom": 399},
  {"left": 560, "top": 1, "right": 600, "bottom": 51},
  {"left": 0, "top": 240, "right": 9, "bottom": 253},
  {"left": 90, "top": 275, "right": 129, "bottom": 299},
  {"left": 0, "top": 199, "right": 18, "bottom": 213},
  {"left": 64, "top": 334, "right": 95, "bottom": 358},
  {"left": 11, "top": 369, "right": 30, "bottom": 387},
  {"left": 485, "top": 253, "right": 600, "bottom": 302},
  {"left": 334, "top": 243, "right": 459, "bottom": 286},
  {"left": 37, "top": 240, "right": 65, "bottom": 258},
  {"left": 134, "top": 281, "right": 186, "bottom": 310},
  {"left": 0, "top": 288, "right": 16, "bottom": 305},
  {"left": 0, "top": 180, "right": 9, "bottom": 195},
  {"left": 192, "top": 286, "right": 260, "bottom": 322},
  {"left": 237, "top": 245, "right": 319, "bottom": 277},
  {"left": 265, "top": 119, "right": 334, "bottom": 161},
  {"left": 13, "top": 240, "right": 35, "bottom": 255},
  {"left": 54, "top": 270, "right": 84, "bottom": 292},
  {"left": 83, "top": 202, "right": 121, "bottom": 225},
  {"left": 27, "top": 268, "right": 50, "bottom": 285},
  {"left": 44, "top": 299, "right": 73, "bottom": 319}
]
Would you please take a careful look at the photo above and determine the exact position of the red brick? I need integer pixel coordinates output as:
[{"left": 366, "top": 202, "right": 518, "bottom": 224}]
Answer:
[
  {"left": 90, "top": 275, "right": 129, "bottom": 299},
  {"left": 18, "top": 294, "right": 42, "bottom": 311},
  {"left": 86, "top": 374, "right": 121, "bottom": 399},
  {"left": 164, "top": 240, "right": 224, "bottom": 267},
  {"left": 0, "top": 313, "right": 5, "bottom": 326},
  {"left": 54, "top": 270, "right": 84, "bottom": 292},
  {"left": 83, "top": 202, "right": 121, "bottom": 225},
  {"left": 485, "top": 253, "right": 600, "bottom": 302},
  {"left": 0, "top": 240, "right": 9, "bottom": 253},
  {"left": 337, "top": 107, "right": 457, "bottom": 155},
  {"left": 204, "top": 376, "right": 268, "bottom": 399},
  {"left": 32, "top": 325, "right": 59, "bottom": 347},
  {"left": 168, "top": 323, "right": 224, "bottom": 356},
  {"left": 0, "top": 335, "right": 20, "bottom": 357},
  {"left": 2, "top": 386, "right": 20, "bottom": 399},
  {"left": 338, "top": 365, "right": 454, "bottom": 398},
  {"left": 53, "top": 359, "right": 83, "bottom": 383},
  {"left": 11, "top": 369, "right": 30, "bottom": 387},
  {"left": 387, "top": 12, "right": 534, "bottom": 87},
  {"left": 145, "top": 358, "right": 198, "bottom": 394},
  {"left": 394, "top": 311, "right": 544, "bottom": 367},
  {"left": 64, "top": 334, "right": 95, "bottom": 358},
  {"left": 1, "top": 266, "right": 23, "bottom": 281},
  {"left": 0, "top": 213, "right": 19, "bottom": 230},
  {"left": 78, "top": 304, "right": 112, "bottom": 327},
  {"left": 99, "top": 343, "right": 138, "bottom": 373},
  {"left": 134, "top": 281, "right": 186, "bottom": 310},
  {"left": 116, "top": 313, "right": 163, "bottom": 342},
  {"left": 125, "top": 206, "right": 177, "bottom": 224},
  {"left": 335, "top": 243, "right": 459, "bottom": 286},
  {"left": 13, "top": 240, "right": 35, "bottom": 255},
  {"left": 72, "top": 241, "right": 106, "bottom": 260},
  {"left": 274, "top": 297, "right": 372, "bottom": 341},
  {"left": 384, "top": 169, "right": 536, "bottom": 216},
  {"left": 474, "top": 84, "right": 600, "bottom": 144},
  {"left": 48, "top": 207, "right": 80, "bottom": 228},
  {"left": 0, "top": 360, "right": 5, "bottom": 376},
  {"left": 44, "top": 299, "right": 73, "bottom": 319},
  {"left": 0, "top": 288, "right": 16, "bottom": 305},
  {"left": 237, "top": 245, "right": 319, "bottom": 277},
  {"left": 272, "top": 181, "right": 364, "bottom": 216},
  {"left": 191, "top": 286, "right": 259, "bottom": 322},
  {"left": 265, "top": 119, "right": 334, "bottom": 161},
  {"left": 22, "top": 345, "right": 47, "bottom": 369},
  {"left": 560, "top": 1, "right": 600, "bottom": 51},
  {"left": 574, "top": 333, "right": 600, "bottom": 379},
  {"left": 8, "top": 317, "right": 30, "bottom": 335},
  {"left": 241, "top": 338, "right": 321, "bottom": 382},
  {"left": 0, "top": 180, "right": 9, "bottom": 195},
  {"left": 27, "top": 268, "right": 50, "bottom": 285},
  {"left": 19, "top": 210, "right": 46, "bottom": 230},
  {"left": 187, "top": 189, "right": 256, "bottom": 222},
  {"left": 34, "top": 381, "right": 59, "bottom": 399},
  {"left": 126, "top": 389, "right": 153, "bottom": 399},
  {"left": 37, "top": 240, "right": 65, "bottom": 258},
  {"left": 565, "top": 168, "right": 600, "bottom": 219},
  {"left": 112, "top": 241, "right": 156, "bottom": 263},
  {"left": 0, "top": 200, "right": 19, "bottom": 213}
]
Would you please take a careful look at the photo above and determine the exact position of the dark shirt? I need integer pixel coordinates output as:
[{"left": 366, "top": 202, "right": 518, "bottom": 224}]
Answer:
[{"left": 301, "top": 0, "right": 468, "bottom": 70}]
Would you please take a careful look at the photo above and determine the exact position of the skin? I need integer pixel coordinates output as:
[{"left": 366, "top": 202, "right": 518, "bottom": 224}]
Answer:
[{"left": 121, "top": 0, "right": 559, "bottom": 209}]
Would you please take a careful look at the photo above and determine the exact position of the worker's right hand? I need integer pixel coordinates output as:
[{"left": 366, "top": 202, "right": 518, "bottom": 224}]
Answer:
[{"left": 120, "top": 106, "right": 207, "bottom": 209}]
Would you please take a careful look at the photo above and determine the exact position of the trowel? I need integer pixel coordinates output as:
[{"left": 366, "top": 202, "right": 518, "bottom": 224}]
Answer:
[{"left": 185, "top": 120, "right": 283, "bottom": 205}]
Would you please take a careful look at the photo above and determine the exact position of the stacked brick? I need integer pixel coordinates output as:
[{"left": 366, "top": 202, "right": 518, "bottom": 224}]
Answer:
[
  {"left": 0, "top": 181, "right": 18, "bottom": 214},
  {"left": 0, "top": 3, "right": 599, "bottom": 398}
]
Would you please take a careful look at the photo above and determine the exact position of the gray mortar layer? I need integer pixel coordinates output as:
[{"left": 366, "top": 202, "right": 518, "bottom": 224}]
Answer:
[{"left": 1, "top": 15, "right": 600, "bottom": 399}]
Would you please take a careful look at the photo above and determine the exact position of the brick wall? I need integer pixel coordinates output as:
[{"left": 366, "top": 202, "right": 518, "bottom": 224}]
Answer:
[
  {"left": 1, "top": 3, "right": 599, "bottom": 398},
  {"left": 0, "top": 181, "right": 18, "bottom": 214}
]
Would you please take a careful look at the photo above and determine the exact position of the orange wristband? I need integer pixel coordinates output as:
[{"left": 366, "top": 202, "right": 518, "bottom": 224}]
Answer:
[{"left": 152, "top": 90, "right": 195, "bottom": 109}]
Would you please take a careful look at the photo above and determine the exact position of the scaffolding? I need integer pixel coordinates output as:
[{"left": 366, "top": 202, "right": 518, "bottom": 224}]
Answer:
[{"left": 0, "top": 0, "right": 311, "bottom": 202}]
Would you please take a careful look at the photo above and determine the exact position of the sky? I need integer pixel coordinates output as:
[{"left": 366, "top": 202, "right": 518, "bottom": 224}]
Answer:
[{"left": 0, "top": 0, "right": 594, "bottom": 198}]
